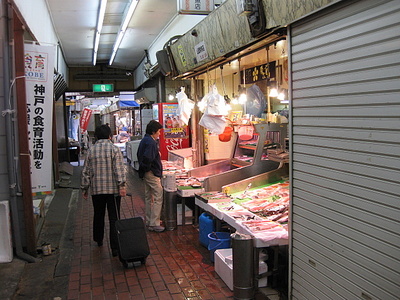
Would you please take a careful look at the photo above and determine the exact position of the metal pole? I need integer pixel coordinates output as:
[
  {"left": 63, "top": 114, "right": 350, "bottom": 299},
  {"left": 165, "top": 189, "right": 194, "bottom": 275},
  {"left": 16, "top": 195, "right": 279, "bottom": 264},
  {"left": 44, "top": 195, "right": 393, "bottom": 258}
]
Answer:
[
  {"left": 163, "top": 173, "right": 177, "bottom": 230},
  {"left": 232, "top": 233, "right": 254, "bottom": 300}
]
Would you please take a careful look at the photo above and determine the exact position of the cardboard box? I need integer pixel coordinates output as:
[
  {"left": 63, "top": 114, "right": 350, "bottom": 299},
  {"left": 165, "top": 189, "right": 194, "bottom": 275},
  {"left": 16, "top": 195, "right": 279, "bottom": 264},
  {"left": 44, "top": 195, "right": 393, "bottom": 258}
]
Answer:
[{"left": 214, "top": 248, "right": 268, "bottom": 291}]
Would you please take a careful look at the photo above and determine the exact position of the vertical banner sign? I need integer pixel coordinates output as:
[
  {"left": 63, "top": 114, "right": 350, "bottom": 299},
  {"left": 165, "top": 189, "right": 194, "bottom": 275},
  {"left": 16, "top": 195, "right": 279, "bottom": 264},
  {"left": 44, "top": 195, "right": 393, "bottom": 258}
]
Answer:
[
  {"left": 24, "top": 44, "right": 55, "bottom": 195},
  {"left": 80, "top": 108, "right": 92, "bottom": 134}
]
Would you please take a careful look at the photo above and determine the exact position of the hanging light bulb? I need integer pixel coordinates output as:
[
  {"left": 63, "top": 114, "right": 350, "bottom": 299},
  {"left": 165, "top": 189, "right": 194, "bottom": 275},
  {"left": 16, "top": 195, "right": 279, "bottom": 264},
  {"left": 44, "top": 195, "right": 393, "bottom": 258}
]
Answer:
[
  {"left": 277, "top": 92, "right": 285, "bottom": 100},
  {"left": 168, "top": 94, "right": 175, "bottom": 101},
  {"left": 239, "top": 92, "right": 247, "bottom": 104},
  {"left": 269, "top": 88, "right": 278, "bottom": 97},
  {"left": 231, "top": 97, "right": 239, "bottom": 105}
]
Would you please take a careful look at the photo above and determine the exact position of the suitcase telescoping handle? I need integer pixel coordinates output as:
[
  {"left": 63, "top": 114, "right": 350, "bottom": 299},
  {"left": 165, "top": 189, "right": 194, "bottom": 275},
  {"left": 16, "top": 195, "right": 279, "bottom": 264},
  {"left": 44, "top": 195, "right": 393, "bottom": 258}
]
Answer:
[{"left": 114, "top": 193, "right": 134, "bottom": 221}]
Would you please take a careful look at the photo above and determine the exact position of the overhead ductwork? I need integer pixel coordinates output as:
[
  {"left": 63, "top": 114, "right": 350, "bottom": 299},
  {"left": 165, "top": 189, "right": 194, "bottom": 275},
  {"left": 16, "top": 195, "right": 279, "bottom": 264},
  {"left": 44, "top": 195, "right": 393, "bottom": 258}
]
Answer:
[{"left": 156, "top": 35, "right": 181, "bottom": 77}]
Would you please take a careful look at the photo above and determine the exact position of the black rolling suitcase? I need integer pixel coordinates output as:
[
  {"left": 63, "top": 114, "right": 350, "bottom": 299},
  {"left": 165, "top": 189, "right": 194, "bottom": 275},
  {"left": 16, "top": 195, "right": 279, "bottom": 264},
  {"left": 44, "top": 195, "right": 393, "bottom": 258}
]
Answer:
[{"left": 115, "top": 196, "right": 150, "bottom": 268}]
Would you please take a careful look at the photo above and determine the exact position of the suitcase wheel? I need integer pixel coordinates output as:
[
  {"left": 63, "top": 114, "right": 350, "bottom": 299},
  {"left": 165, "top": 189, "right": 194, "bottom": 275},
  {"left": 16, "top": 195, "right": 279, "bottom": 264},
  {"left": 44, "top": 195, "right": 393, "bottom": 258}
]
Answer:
[
  {"left": 141, "top": 258, "right": 146, "bottom": 265},
  {"left": 124, "top": 261, "right": 135, "bottom": 269}
]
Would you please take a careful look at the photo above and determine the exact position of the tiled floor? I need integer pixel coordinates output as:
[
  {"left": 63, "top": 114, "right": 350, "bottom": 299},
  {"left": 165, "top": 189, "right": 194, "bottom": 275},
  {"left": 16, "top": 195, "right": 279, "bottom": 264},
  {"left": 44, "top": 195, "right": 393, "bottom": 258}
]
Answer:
[{"left": 67, "top": 166, "right": 235, "bottom": 299}]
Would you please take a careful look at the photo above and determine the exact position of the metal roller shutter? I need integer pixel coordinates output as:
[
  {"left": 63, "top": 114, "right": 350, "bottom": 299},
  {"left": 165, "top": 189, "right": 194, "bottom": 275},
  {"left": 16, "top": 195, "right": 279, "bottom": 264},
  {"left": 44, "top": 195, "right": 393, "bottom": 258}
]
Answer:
[{"left": 289, "top": 0, "right": 400, "bottom": 299}]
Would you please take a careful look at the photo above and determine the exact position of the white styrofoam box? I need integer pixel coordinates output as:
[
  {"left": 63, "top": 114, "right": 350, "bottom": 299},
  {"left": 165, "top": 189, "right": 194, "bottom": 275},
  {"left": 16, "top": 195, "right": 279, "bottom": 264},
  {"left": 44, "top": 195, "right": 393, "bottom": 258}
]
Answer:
[
  {"left": 168, "top": 148, "right": 194, "bottom": 169},
  {"left": 214, "top": 248, "right": 268, "bottom": 290},
  {"left": 215, "top": 248, "right": 234, "bottom": 290},
  {"left": 177, "top": 187, "right": 204, "bottom": 197},
  {"left": 258, "top": 261, "right": 268, "bottom": 287},
  {"left": 177, "top": 205, "right": 193, "bottom": 225},
  {"left": 0, "top": 201, "right": 13, "bottom": 263},
  {"left": 205, "top": 133, "right": 236, "bottom": 160}
]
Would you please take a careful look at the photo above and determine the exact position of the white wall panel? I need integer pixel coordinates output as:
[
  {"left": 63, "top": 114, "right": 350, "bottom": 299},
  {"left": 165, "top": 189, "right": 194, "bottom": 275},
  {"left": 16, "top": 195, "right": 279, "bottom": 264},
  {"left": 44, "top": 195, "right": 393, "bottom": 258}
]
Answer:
[{"left": 289, "top": 0, "right": 400, "bottom": 299}]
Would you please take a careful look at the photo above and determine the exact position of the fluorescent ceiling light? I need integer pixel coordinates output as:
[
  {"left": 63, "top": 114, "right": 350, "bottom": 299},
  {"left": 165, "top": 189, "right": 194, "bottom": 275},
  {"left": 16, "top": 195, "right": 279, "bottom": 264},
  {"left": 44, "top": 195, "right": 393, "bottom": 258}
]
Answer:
[
  {"left": 109, "top": 0, "right": 139, "bottom": 65},
  {"left": 93, "top": 0, "right": 108, "bottom": 65},
  {"left": 97, "top": 0, "right": 107, "bottom": 33}
]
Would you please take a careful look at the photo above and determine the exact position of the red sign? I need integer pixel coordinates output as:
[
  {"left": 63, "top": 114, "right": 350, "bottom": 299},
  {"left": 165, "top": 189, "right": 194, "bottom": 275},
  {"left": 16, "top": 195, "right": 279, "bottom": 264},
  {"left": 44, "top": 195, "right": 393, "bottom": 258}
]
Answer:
[{"left": 80, "top": 108, "right": 92, "bottom": 134}]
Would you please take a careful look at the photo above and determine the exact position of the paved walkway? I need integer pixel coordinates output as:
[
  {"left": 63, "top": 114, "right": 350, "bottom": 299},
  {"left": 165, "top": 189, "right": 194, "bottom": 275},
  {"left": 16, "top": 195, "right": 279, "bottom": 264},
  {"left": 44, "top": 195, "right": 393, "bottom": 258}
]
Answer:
[
  {"left": 67, "top": 166, "right": 234, "bottom": 300},
  {"left": 1, "top": 164, "right": 274, "bottom": 299}
]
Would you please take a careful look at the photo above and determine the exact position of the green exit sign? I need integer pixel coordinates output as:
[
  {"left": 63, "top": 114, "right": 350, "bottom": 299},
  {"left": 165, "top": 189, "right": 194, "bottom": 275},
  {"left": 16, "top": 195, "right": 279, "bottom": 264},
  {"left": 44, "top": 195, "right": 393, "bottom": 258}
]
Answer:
[{"left": 93, "top": 84, "right": 114, "bottom": 92}]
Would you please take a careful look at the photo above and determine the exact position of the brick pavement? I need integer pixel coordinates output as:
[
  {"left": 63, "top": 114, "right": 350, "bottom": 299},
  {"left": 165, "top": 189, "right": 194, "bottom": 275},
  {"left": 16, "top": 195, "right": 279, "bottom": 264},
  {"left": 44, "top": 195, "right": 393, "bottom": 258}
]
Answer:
[{"left": 67, "top": 167, "right": 234, "bottom": 299}]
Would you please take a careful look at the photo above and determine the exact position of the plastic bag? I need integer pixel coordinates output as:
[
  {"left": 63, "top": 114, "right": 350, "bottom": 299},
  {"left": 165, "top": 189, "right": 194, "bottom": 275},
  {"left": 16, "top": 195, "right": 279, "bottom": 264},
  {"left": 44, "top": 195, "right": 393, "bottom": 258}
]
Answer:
[
  {"left": 199, "top": 114, "right": 226, "bottom": 135},
  {"left": 176, "top": 89, "right": 194, "bottom": 125},
  {"left": 200, "top": 85, "right": 230, "bottom": 116},
  {"left": 246, "top": 84, "right": 266, "bottom": 117}
]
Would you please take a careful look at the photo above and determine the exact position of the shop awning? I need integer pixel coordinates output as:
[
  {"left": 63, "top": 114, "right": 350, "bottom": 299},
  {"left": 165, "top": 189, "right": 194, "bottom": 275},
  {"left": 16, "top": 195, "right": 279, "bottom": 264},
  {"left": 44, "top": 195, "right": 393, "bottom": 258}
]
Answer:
[{"left": 118, "top": 100, "right": 140, "bottom": 108}]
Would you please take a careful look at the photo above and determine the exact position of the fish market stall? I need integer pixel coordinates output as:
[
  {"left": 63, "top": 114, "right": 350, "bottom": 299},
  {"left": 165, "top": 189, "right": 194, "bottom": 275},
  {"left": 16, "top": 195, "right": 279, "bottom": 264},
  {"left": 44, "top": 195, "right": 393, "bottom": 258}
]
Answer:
[
  {"left": 195, "top": 163, "right": 290, "bottom": 288},
  {"left": 190, "top": 123, "right": 287, "bottom": 192},
  {"left": 163, "top": 122, "right": 288, "bottom": 228},
  {"left": 195, "top": 164, "right": 289, "bottom": 246}
]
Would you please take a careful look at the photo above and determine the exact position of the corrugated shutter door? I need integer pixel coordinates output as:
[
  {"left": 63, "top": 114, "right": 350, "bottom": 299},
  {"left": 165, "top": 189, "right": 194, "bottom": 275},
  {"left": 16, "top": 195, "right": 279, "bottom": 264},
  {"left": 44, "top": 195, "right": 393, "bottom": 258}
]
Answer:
[{"left": 289, "top": 0, "right": 400, "bottom": 299}]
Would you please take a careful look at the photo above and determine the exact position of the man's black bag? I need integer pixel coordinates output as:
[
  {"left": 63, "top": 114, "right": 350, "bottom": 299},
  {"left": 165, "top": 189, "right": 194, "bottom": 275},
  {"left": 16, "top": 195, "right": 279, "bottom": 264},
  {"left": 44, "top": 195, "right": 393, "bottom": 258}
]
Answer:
[{"left": 115, "top": 197, "right": 150, "bottom": 268}]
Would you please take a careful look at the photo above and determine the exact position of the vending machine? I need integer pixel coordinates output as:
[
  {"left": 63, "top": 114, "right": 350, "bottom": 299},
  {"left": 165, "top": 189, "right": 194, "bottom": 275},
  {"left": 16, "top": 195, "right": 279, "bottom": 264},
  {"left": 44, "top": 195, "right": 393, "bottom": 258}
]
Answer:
[{"left": 152, "top": 103, "right": 190, "bottom": 160}]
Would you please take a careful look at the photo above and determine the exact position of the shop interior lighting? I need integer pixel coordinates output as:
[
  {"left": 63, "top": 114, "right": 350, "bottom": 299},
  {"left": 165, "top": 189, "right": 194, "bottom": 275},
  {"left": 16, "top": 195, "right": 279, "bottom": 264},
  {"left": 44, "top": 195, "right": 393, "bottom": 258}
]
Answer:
[
  {"left": 277, "top": 91, "right": 285, "bottom": 100},
  {"left": 280, "top": 100, "right": 289, "bottom": 104},
  {"left": 168, "top": 94, "right": 175, "bottom": 101},
  {"left": 109, "top": 0, "right": 139, "bottom": 65},
  {"left": 269, "top": 88, "right": 279, "bottom": 97},
  {"left": 239, "top": 59, "right": 247, "bottom": 104},
  {"left": 238, "top": 93, "right": 247, "bottom": 104},
  {"left": 93, "top": 0, "right": 108, "bottom": 65}
]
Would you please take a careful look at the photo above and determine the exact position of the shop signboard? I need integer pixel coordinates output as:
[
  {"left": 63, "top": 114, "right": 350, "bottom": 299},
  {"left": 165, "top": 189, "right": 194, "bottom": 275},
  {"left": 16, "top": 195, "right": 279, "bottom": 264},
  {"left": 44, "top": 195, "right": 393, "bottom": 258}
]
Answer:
[
  {"left": 179, "top": 0, "right": 214, "bottom": 14},
  {"left": 80, "top": 108, "right": 92, "bottom": 134},
  {"left": 242, "top": 61, "right": 276, "bottom": 84},
  {"left": 92, "top": 84, "right": 114, "bottom": 92},
  {"left": 195, "top": 41, "right": 209, "bottom": 63},
  {"left": 24, "top": 44, "right": 55, "bottom": 195}
]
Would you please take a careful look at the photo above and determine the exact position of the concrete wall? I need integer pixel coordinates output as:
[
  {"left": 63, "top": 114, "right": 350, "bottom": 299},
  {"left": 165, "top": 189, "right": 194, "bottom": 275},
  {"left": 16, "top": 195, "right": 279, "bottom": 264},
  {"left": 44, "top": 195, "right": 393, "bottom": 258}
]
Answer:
[{"left": 13, "top": 0, "right": 69, "bottom": 82}]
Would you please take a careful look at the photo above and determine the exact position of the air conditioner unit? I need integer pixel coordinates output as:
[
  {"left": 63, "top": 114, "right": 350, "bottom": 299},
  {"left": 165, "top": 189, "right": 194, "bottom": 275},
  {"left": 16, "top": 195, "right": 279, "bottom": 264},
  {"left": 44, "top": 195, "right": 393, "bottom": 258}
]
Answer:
[{"left": 156, "top": 50, "right": 174, "bottom": 76}]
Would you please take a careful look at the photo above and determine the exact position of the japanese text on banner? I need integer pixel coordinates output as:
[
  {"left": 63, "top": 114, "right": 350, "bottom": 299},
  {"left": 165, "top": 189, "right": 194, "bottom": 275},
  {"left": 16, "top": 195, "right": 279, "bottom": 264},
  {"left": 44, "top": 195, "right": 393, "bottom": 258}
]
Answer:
[{"left": 24, "top": 44, "right": 55, "bottom": 195}]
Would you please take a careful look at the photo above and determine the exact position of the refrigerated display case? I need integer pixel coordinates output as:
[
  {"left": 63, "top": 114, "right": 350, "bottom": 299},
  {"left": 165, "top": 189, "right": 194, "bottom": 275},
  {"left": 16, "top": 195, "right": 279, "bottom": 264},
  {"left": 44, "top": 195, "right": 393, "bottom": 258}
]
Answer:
[
  {"left": 195, "top": 163, "right": 289, "bottom": 290},
  {"left": 188, "top": 123, "right": 287, "bottom": 192},
  {"left": 153, "top": 103, "right": 190, "bottom": 160}
]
